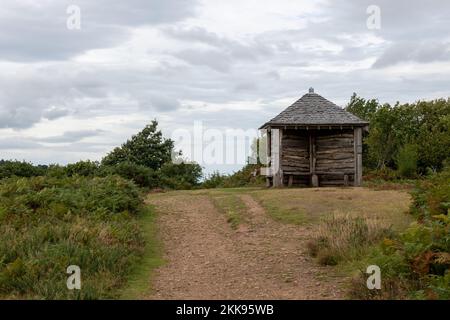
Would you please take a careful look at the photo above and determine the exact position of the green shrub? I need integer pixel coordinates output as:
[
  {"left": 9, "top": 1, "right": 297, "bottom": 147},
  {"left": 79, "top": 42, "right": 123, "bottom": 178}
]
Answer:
[
  {"left": 64, "top": 160, "right": 100, "bottom": 177},
  {"left": 102, "top": 120, "right": 174, "bottom": 170},
  {"left": 99, "top": 162, "right": 160, "bottom": 188},
  {"left": 364, "top": 167, "right": 399, "bottom": 181},
  {"left": 222, "top": 165, "right": 265, "bottom": 188},
  {"left": 307, "top": 214, "right": 392, "bottom": 266},
  {"left": 202, "top": 171, "right": 227, "bottom": 189},
  {"left": 396, "top": 144, "right": 418, "bottom": 178},
  {"left": 201, "top": 165, "right": 265, "bottom": 189},
  {"left": 0, "top": 160, "right": 46, "bottom": 179},
  {"left": 346, "top": 94, "right": 450, "bottom": 173},
  {"left": 0, "top": 175, "right": 145, "bottom": 299},
  {"left": 44, "top": 164, "right": 67, "bottom": 178},
  {"left": 350, "top": 166, "right": 450, "bottom": 299},
  {"left": 159, "top": 162, "right": 202, "bottom": 190}
]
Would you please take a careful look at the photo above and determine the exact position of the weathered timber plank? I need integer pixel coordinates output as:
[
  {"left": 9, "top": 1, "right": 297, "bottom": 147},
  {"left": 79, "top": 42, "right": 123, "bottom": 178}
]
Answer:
[
  {"left": 315, "top": 155, "right": 354, "bottom": 161},
  {"left": 316, "top": 159, "right": 355, "bottom": 165}
]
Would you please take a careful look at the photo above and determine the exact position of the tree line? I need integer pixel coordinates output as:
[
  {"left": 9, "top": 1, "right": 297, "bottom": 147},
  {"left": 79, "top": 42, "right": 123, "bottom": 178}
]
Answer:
[{"left": 345, "top": 94, "right": 450, "bottom": 178}]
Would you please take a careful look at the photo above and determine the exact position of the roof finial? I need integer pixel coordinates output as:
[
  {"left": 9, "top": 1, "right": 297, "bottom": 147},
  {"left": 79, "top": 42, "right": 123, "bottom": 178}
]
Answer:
[{"left": 309, "top": 87, "right": 314, "bottom": 93}]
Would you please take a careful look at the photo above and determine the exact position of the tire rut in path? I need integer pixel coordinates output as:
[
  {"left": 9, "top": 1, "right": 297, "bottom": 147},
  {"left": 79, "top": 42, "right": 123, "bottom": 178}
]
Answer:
[{"left": 146, "top": 193, "right": 346, "bottom": 299}]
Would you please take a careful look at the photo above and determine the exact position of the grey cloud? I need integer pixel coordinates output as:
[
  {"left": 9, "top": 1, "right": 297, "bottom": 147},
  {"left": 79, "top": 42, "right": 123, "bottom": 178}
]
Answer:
[
  {"left": 234, "top": 82, "right": 258, "bottom": 92},
  {"left": 1, "top": 0, "right": 450, "bottom": 172},
  {"left": 0, "top": 106, "right": 42, "bottom": 129},
  {"left": 0, "top": 65, "right": 87, "bottom": 128},
  {"left": 80, "top": 0, "right": 198, "bottom": 26},
  {"left": 43, "top": 107, "right": 71, "bottom": 120},
  {"left": 163, "top": 26, "right": 223, "bottom": 47},
  {"left": 38, "top": 130, "right": 104, "bottom": 143},
  {"left": 373, "top": 41, "right": 450, "bottom": 68},
  {"left": 174, "top": 49, "right": 232, "bottom": 72},
  {"left": 0, "top": 0, "right": 198, "bottom": 62},
  {"left": 147, "top": 94, "right": 181, "bottom": 112},
  {"left": 164, "top": 26, "right": 274, "bottom": 70},
  {"left": 0, "top": 137, "right": 42, "bottom": 150},
  {"left": 310, "top": 0, "right": 450, "bottom": 40}
]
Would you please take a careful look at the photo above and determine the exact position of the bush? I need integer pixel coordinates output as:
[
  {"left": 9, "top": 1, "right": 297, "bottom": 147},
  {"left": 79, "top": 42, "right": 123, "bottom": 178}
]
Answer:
[
  {"left": 350, "top": 166, "right": 450, "bottom": 299},
  {"left": 396, "top": 144, "right": 418, "bottom": 178},
  {"left": 64, "top": 160, "right": 100, "bottom": 177},
  {"left": 202, "top": 171, "right": 228, "bottom": 189},
  {"left": 201, "top": 164, "right": 265, "bottom": 189},
  {"left": 346, "top": 95, "right": 450, "bottom": 173},
  {"left": 102, "top": 120, "right": 174, "bottom": 170},
  {"left": 159, "top": 162, "right": 203, "bottom": 190},
  {"left": 307, "top": 213, "right": 391, "bottom": 266},
  {"left": 410, "top": 165, "right": 450, "bottom": 219},
  {"left": 99, "top": 162, "right": 160, "bottom": 188},
  {"left": 222, "top": 165, "right": 265, "bottom": 188},
  {"left": 0, "top": 160, "right": 46, "bottom": 179},
  {"left": 0, "top": 175, "right": 145, "bottom": 299}
]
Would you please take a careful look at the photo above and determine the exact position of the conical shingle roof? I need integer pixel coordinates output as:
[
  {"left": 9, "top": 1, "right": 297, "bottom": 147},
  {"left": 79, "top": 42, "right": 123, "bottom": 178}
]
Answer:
[{"left": 260, "top": 89, "right": 368, "bottom": 129}]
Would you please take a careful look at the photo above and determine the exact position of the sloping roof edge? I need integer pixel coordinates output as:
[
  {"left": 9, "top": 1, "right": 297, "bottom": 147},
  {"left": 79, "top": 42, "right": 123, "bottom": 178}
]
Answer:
[{"left": 259, "top": 90, "right": 369, "bottom": 130}]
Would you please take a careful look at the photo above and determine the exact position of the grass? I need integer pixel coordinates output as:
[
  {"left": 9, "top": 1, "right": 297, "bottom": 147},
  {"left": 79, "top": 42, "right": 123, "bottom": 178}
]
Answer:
[
  {"left": 154, "top": 187, "right": 412, "bottom": 230},
  {"left": 209, "top": 193, "right": 247, "bottom": 229},
  {"left": 252, "top": 187, "right": 412, "bottom": 228},
  {"left": 363, "top": 179, "right": 416, "bottom": 191},
  {"left": 0, "top": 175, "right": 146, "bottom": 299},
  {"left": 349, "top": 168, "right": 450, "bottom": 300},
  {"left": 252, "top": 193, "right": 307, "bottom": 225},
  {"left": 144, "top": 186, "right": 416, "bottom": 299},
  {"left": 119, "top": 205, "right": 164, "bottom": 299},
  {"left": 306, "top": 213, "right": 394, "bottom": 266},
  {"left": 153, "top": 187, "right": 263, "bottom": 230},
  {"left": 248, "top": 187, "right": 414, "bottom": 294}
]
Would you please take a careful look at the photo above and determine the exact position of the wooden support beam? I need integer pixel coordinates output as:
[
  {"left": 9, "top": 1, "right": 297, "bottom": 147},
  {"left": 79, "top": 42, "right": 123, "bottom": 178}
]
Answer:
[
  {"left": 353, "top": 127, "right": 363, "bottom": 186},
  {"left": 271, "top": 129, "right": 283, "bottom": 187},
  {"left": 309, "top": 133, "right": 317, "bottom": 187},
  {"left": 344, "top": 174, "right": 349, "bottom": 186},
  {"left": 311, "top": 174, "right": 319, "bottom": 187},
  {"left": 279, "top": 129, "right": 284, "bottom": 187}
]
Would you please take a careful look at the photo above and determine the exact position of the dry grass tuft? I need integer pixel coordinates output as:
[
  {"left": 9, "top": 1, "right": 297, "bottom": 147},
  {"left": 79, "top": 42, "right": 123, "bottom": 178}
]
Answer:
[{"left": 306, "top": 212, "right": 393, "bottom": 265}]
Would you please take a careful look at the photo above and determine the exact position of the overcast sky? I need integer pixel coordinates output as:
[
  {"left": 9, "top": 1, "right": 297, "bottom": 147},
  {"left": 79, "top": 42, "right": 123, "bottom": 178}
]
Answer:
[{"left": 1, "top": 0, "right": 449, "bottom": 174}]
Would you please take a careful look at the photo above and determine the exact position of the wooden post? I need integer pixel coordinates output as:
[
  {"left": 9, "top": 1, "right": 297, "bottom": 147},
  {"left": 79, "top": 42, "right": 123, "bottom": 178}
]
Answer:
[
  {"left": 344, "top": 174, "right": 349, "bottom": 186},
  {"left": 309, "top": 133, "right": 318, "bottom": 187},
  {"left": 271, "top": 129, "right": 283, "bottom": 187},
  {"left": 279, "top": 129, "right": 284, "bottom": 187},
  {"left": 311, "top": 174, "right": 319, "bottom": 187},
  {"left": 354, "top": 127, "right": 363, "bottom": 186},
  {"left": 266, "top": 129, "right": 272, "bottom": 187},
  {"left": 288, "top": 175, "right": 293, "bottom": 187}
]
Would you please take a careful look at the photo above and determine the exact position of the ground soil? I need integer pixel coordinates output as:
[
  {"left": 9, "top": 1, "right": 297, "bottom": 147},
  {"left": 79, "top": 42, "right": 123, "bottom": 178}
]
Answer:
[{"left": 145, "top": 192, "right": 347, "bottom": 299}]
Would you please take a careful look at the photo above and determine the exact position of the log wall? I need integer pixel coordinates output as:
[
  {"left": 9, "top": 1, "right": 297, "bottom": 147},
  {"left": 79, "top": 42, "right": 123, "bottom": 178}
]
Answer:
[
  {"left": 279, "top": 129, "right": 356, "bottom": 187},
  {"left": 315, "top": 130, "right": 355, "bottom": 174},
  {"left": 281, "top": 129, "right": 310, "bottom": 175}
]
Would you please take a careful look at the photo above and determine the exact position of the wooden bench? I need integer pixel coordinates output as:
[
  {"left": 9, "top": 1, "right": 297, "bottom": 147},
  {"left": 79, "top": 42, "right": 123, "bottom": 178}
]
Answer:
[{"left": 283, "top": 171, "right": 354, "bottom": 187}]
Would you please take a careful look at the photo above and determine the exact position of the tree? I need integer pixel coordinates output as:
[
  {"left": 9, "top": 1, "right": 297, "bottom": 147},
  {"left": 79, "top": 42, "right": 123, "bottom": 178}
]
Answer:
[
  {"left": 249, "top": 135, "right": 267, "bottom": 165},
  {"left": 416, "top": 100, "right": 450, "bottom": 172},
  {"left": 395, "top": 144, "right": 418, "bottom": 178},
  {"left": 102, "top": 120, "right": 174, "bottom": 170},
  {"left": 345, "top": 94, "right": 381, "bottom": 169},
  {"left": 346, "top": 94, "right": 450, "bottom": 173},
  {"left": 345, "top": 93, "right": 379, "bottom": 122}
]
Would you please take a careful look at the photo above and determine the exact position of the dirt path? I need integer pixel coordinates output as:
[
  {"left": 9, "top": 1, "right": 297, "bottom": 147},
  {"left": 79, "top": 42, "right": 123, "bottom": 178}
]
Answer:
[{"left": 146, "top": 192, "right": 346, "bottom": 299}]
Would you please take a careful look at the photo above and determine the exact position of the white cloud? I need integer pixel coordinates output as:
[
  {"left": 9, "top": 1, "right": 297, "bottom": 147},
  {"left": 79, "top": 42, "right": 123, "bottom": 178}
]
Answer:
[{"left": 0, "top": 0, "right": 450, "bottom": 173}]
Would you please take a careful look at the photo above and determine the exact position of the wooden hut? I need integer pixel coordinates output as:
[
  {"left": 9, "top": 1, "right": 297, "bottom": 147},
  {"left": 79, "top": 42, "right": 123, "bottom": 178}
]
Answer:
[{"left": 259, "top": 88, "right": 369, "bottom": 187}]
